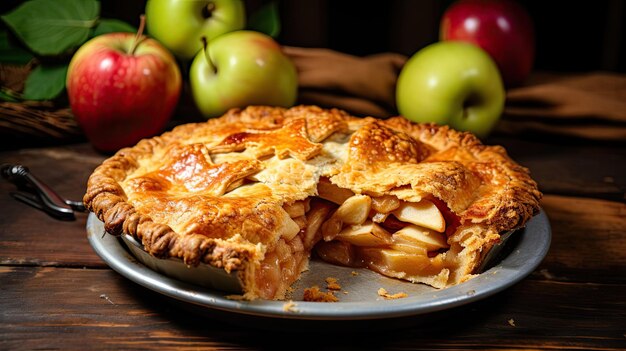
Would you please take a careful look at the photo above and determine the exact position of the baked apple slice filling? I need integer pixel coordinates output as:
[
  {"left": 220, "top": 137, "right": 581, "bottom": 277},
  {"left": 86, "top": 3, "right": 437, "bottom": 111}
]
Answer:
[
  {"left": 253, "top": 198, "right": 333, "bottom": 299},
  {"left": 253, "top": 199, "right": 306, "bottom": 299},
  {"left": 312, "top": 178, "right": 457, "bottom": 288},
  {"left": 254, "top": 175, "right": 458, "bottom": 295}
]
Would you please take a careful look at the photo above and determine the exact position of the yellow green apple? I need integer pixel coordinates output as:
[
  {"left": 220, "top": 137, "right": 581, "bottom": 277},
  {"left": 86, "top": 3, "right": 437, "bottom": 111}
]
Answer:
[
  {"left": 396, "top": 41, "right": 505, "bottom": 138},
  {"left": 145, "top": 0, "right": 245, "bottom": 60},
  {"left": 190, "top": 30, "right": 297, "bottom": 118}
]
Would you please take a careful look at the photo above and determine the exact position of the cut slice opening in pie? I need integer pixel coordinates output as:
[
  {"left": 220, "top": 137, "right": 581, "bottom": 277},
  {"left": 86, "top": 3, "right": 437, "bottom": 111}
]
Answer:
[{"left": 85, "top": 105, "right": 542, "bottom": 300}]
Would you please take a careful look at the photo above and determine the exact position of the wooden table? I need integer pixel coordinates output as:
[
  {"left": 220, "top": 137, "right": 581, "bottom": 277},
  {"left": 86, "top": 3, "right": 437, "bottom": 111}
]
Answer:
[{"left": 1, "top": 134, "right": 625, "bottom": 350}]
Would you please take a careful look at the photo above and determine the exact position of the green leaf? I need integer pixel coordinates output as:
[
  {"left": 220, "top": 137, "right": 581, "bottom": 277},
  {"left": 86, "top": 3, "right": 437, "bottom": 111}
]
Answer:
[
  {"left": 92, "top": 18, "right": 136, "bottom": 37},
  {"left": 1, "top": 0, "right": 100, "bottom": 56},
  {"left": 22, "top": 64, "right": 68, "bottom": 101},
  {"left": 248, "top": 1, "right": 281, "bottom": 38},
  {"left": 0, "top": 31, "right": 33, "bottom": 64}
]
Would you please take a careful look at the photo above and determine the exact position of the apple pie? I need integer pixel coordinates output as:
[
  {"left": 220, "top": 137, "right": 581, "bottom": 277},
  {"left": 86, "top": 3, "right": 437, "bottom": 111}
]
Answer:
[{"left": 84, "top": 105, "right": 541, "bottom": 300}]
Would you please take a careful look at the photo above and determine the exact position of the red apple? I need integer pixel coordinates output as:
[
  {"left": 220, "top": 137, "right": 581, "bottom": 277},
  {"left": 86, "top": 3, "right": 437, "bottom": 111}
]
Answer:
[
  {"left": 67, "top": 21, "right": 182, "bottom": 152},
  {"left": 440, "top": 0, "right": 534, "bottom": 87}
]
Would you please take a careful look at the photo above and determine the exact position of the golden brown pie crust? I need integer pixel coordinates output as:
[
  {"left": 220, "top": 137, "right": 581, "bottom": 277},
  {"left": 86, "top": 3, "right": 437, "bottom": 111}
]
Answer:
[{"left": 84, "top": 105, "right": 541, "bottom": 300}]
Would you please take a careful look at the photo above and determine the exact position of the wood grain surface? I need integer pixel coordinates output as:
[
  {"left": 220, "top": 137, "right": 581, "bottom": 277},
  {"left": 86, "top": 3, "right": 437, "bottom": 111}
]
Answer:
[{"left": 1, "top": 135, "right": 625, "bottom": 350}]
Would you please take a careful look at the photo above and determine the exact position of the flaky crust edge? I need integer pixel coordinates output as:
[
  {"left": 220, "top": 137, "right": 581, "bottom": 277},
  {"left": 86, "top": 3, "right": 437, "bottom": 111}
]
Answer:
[
  {"left": 382, "top": 117, "right": 542, "bottom": 282},
  {"left": 384, "top": 116, "right": 542, "bottom": 232},
  {"left": 83, "top": 131, "right": 263, "bottom": 280}
]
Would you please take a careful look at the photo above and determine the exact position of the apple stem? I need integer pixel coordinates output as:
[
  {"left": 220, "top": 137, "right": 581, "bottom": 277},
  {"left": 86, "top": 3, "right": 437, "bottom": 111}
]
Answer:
[
  {"left": 128, "top": 14, "right": 146, "bottom": 55},
  {"left": 201, "top": 36, "right": 218, "bottom": 74},
  {"left": 202, "top": 2, "right": 216, "bottom": 19}
]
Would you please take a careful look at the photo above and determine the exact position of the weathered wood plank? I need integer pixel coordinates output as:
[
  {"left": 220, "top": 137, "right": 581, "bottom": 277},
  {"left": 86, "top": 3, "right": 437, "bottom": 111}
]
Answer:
[
  {"left": 0, "top": 144, "right": 106, "bottom": 267},
  {"left": 489, "top": 136, "right": 626, "bottom": 202},
  {"left": 539, "top": 195, "right": 626, "bottom": 283},
  {"left": 0, "top": 266, "right": 624, "bottom": 350}
]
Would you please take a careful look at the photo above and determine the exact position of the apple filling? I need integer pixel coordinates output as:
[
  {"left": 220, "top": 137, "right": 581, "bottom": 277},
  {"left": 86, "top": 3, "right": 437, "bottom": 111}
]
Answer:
[
  {"left": 254, "top": 178, "right": 462, "bottom": 298},
  {"left": 313, "top": 178, "right": 457, "bottom": 287},
  {"left": 253, "top": 198, "right": 330, "bottom": 299},
  {"left": 255, "top": 234, "right": 307, "bottom": 299}
]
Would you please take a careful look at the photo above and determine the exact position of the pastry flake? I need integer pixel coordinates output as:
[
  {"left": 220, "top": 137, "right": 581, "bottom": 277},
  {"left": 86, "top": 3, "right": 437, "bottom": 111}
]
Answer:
[{"left": 84, "top": 105, "right": 541, "bottom": 300}]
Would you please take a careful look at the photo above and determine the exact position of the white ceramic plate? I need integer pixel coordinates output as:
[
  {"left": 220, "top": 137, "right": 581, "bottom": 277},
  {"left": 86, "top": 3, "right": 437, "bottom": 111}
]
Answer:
[{"left": 87, "top": 211, "right": 550, "bottom": 320}]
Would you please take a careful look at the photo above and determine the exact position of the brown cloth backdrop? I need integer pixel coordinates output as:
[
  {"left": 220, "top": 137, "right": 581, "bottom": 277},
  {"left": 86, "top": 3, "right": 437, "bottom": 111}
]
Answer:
[{"left": 284, "top": 46, "right": 626, "bottom": 141}]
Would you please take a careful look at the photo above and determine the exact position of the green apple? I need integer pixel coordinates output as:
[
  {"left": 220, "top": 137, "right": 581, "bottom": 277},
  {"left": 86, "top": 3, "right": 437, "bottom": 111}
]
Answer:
[
  {"left": 396, "top": 41, "right": 505, "bottom": 138},
  {"left": 145, "top": 0, "right": 245, "bottom": 60},
  {"left": 190, "top": 30, "right": 298, "bottom": 118}
]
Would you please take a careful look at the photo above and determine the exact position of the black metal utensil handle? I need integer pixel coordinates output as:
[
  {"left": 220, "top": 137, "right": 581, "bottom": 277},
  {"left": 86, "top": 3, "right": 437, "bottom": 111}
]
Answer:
[{"left": 1, "top": 164, "right": 82, "bottom": 220}]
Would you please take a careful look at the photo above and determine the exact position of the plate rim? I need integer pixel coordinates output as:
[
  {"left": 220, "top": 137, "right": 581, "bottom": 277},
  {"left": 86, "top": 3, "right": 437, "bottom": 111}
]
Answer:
[{"left": 86, "top": 210, "right": 551, "bottom": 320}]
